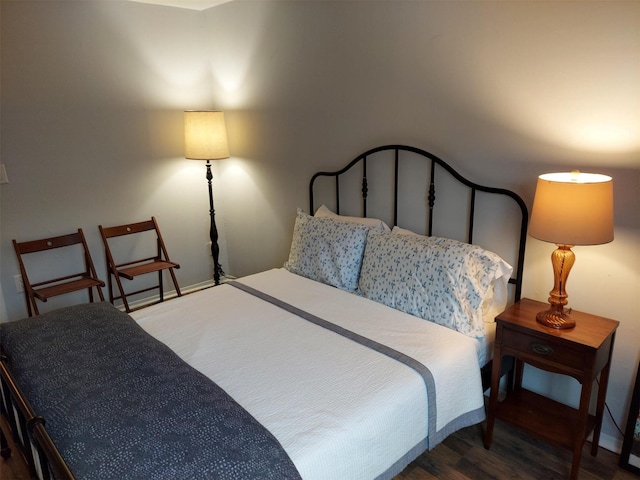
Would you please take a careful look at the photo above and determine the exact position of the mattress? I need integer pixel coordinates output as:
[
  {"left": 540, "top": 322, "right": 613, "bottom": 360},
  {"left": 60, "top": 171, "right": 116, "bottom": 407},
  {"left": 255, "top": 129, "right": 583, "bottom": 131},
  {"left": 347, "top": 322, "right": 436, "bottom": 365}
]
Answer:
[
  {"left": 131, "top": 268, "right": 486, "bottom": 480},
  {"left": 478, "top": 320, "right": 497, "bottom": 367}
]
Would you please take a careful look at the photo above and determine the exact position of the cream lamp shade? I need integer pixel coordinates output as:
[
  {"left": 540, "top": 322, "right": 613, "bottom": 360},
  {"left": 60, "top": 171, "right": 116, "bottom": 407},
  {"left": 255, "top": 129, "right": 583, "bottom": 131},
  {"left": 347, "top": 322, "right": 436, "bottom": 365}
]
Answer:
[
  {"left": 184, "top": 111, "right": 230, "bottom": 160},
  {"left": 529, "top": 172, "right": 614, "bottom": 246},
  {"left": 528, "top": 171, "right": 614, "bottom": 329}
]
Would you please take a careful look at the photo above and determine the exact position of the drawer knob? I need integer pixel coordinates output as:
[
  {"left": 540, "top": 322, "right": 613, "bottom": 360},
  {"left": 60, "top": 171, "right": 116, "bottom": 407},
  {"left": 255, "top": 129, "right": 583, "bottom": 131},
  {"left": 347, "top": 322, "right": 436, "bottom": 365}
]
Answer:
[{"left": 531, "top": 342, "right": 554, "bottom": 356}]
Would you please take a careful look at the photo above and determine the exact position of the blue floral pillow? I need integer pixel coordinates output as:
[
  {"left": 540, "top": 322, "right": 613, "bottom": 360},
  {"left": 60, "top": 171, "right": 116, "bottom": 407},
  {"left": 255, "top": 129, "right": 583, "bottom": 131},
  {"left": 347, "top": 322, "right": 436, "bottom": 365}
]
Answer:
[
  {"left": 357, "top": 232, "right": 512, "bottom": 337},
  {"left": 284, "top": 210, "right": 369, "bottom": 292}
]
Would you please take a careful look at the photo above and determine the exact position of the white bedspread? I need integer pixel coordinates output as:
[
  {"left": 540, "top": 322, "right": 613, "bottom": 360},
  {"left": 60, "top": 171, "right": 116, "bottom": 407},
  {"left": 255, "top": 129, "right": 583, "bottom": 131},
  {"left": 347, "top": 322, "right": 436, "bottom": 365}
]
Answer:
[{"left": 131, "top": 268, "right": 485, "bottom": 480}]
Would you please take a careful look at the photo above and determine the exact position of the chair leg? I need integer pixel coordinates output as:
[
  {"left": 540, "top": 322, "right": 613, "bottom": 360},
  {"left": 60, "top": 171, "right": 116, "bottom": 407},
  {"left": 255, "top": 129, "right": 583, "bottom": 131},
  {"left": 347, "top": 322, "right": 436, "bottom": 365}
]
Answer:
[
  {"left": 158, "top": 271, "right": 164, "bottom": 303},
  {"left": 96, "top": 283, "right": 105, "bottom": 302},
  {"left": 107, "top": 267, "right": 131, "bottom": 312},
  {"left": 22, "top": 289, "right": 34, "bottom": 317},
  {"left": 169, "top": 267, "right": 181, "bottom": 297},
  {"left": 87, "top": 284, "right": 104, "bottom": 304},
  {"left": 113, "top": 273, "right": 131, "bottom": 313},
  {"left": 107, "top": 269, "right": 115, "bottom": 304},
  {"left": 27, "top": 292, "right": 39, "bottom": 317}
]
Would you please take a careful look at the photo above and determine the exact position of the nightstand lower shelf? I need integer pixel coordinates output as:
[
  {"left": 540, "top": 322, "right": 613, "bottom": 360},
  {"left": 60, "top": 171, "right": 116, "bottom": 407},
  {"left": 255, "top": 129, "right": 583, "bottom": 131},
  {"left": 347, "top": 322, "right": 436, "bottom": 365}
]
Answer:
[{"left": 495, "top": 388, "right": 596, "bottom": 451}]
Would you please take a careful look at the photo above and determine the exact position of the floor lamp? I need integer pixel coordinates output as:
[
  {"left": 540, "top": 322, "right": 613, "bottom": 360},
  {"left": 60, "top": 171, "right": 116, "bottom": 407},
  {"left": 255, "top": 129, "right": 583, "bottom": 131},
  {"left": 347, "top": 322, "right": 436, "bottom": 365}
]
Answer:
[{"left": 184, "top": 111, "right": 230, "bottom": 285}]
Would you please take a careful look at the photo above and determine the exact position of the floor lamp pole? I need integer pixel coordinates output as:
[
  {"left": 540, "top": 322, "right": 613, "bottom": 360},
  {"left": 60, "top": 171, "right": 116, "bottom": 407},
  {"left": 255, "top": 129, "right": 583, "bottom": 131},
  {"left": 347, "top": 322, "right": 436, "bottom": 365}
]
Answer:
[{"left": 206, "top": 160, "right": 224, "bottom": 285}]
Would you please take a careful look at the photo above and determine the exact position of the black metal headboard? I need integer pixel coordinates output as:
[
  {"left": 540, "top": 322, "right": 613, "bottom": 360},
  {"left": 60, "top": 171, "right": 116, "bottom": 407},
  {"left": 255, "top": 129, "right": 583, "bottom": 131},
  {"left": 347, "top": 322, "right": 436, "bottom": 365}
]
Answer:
[{"left": 309, "top": 144, "right": 528, "bottom": 302}]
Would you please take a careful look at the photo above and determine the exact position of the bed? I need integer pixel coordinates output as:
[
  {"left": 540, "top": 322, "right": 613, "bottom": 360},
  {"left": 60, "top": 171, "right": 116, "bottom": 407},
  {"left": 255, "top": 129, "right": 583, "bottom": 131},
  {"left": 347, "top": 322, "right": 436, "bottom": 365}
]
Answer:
[{"left": 0, "top": 145, "right": 528, "bottom": 480}]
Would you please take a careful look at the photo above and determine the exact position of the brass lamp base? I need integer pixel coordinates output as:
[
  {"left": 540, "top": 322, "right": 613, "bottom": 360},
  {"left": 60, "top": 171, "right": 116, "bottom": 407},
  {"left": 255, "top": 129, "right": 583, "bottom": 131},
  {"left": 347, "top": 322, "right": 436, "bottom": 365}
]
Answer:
[{"left": 536, "top": 307, "right": 575, "bottom": 330}]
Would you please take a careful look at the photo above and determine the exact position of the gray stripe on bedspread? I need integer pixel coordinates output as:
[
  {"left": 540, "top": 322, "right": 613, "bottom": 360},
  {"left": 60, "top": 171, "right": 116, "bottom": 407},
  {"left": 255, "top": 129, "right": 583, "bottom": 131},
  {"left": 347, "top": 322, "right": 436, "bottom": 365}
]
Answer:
[
  {"left": 229, "top": 281, "right": 484, "bottom": 451},
  {"left": 0, "top": 302, "right": 302, "bottom": 480}
]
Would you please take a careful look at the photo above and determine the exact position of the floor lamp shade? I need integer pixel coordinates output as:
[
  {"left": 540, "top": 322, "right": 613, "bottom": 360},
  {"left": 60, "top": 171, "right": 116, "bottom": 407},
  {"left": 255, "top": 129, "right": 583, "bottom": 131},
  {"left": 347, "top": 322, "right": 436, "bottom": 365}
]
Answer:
[
  {"left": 184, "top": 110, "right": 230, "bottom": 286},
  {"left": 529, "top": 172, "right": 614, "bottom": 329},
  {"left": 184, "top": 111, "right": 229, "bottom": 160}
]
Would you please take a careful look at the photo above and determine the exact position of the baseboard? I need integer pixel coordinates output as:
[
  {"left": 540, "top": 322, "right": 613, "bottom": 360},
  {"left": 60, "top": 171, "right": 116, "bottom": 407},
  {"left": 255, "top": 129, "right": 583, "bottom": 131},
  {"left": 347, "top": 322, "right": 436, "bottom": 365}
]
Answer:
[
  {"left": 116, "top": 279, "right": 215, "bottom": 311},
  {"left": 597, "top": 431, "right": 622, "bottom": 455}
]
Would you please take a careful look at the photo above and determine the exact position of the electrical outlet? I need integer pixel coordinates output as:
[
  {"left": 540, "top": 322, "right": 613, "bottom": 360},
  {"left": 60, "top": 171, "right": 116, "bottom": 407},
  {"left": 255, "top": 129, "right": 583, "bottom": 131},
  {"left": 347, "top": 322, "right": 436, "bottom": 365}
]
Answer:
[
  {"left": 0, "top": 164, "right": 8, "bottom": 184},
  {"left": 14, "top": 275, "right": 24, "bottom": 293}
]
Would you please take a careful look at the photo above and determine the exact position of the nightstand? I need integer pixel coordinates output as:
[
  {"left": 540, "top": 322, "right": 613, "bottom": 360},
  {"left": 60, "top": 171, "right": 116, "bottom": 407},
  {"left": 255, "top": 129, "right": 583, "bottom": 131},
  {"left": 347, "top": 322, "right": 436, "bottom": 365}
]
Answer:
[{"left": 484, "top": 298, "right": 619, "bottom": 480}]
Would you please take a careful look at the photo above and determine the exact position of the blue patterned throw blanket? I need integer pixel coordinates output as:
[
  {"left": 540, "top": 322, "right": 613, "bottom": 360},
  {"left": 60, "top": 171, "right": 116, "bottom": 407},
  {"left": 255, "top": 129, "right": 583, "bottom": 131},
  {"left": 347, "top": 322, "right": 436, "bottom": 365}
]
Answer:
[{"left": 0, "top": 302, "right": 301, "bottom": 480}]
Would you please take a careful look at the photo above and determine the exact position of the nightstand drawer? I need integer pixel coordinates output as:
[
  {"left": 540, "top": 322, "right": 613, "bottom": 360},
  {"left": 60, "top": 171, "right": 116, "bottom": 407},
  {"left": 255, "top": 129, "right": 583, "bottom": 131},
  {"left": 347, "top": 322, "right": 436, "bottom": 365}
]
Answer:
[{"left": 501, "top": 327, "right": 587, "bottom": 371}]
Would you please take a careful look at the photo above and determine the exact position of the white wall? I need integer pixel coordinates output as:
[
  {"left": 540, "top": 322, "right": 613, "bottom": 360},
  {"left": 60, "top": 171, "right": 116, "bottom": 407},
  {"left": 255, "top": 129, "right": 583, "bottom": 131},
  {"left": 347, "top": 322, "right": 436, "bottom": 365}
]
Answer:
[
  {"left": 1, "top": 1, "right": 226, "bottom": 317},
  {"left": 1, "top": 0, "right": 638, "bottom": 453},
  {"left": 202, "top": 0, "right": 639, "bottom": 452}
]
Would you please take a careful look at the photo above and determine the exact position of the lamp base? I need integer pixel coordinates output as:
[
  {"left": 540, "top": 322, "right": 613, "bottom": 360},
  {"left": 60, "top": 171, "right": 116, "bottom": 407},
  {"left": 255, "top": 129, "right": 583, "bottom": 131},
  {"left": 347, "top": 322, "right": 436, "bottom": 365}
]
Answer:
[{"left": 536, "top": 307, "right": 576, "bottom": 330}]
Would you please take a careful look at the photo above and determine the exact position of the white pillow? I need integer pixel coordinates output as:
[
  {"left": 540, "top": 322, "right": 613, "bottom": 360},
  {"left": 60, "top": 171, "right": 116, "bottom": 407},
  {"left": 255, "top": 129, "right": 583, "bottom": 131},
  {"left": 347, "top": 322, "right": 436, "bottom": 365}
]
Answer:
[
  {"left": 284, "top": 210, "right": 369, "bottom": 292},
  {"left": 357, "top": 232, "right": 512, "bottom": 337},
  {"left": 391, "top": 225, "right": 421, "bottom": 236},
  {"left": 315, "top": 204, "right": 390, "bottom": 233}
]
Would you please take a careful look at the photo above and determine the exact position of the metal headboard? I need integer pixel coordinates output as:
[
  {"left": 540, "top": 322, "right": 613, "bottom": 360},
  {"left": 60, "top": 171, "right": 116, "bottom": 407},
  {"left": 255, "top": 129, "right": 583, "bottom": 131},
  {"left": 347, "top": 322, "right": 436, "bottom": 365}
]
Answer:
[{"left": 309, "top": 144, "right": 528, "bottom": 302}]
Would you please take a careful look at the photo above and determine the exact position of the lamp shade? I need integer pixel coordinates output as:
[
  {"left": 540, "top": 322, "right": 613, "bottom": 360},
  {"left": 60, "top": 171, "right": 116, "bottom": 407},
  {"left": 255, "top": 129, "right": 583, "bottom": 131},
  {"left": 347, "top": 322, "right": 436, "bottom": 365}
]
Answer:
[
  {"left": 184, "top": 111, "right": 229, "bottom": 160},
  {"left": 529, "top": 172, "right": 614, "bottom": 246}
]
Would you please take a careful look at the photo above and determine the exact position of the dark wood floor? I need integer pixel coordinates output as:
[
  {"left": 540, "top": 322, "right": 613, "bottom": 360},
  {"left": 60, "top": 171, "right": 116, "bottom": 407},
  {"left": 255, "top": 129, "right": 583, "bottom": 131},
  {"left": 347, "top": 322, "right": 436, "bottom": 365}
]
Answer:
[
  {"left": 1, "top": 415, "right": 637, "bottom": 480},
  {"left": 394, "top": 421, "right": 637, "bottom": 480}
]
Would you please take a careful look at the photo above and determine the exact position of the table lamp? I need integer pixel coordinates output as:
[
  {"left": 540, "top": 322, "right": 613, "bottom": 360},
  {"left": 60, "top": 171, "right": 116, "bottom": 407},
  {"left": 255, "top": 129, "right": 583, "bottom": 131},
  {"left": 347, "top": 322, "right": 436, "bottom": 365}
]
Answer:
[{"left": 528, "top": 171, "right": 613, "bottom": 329}]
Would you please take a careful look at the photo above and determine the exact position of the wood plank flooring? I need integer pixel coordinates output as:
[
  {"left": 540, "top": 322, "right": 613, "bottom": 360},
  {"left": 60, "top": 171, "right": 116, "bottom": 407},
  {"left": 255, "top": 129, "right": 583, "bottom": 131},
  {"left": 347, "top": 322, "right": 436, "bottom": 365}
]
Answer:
[
  {"left": 1, "top": 415, "right": 637, "bottom": 479},
  {"left": 394, "top": 421, "right": 637, "bottom": 480}
]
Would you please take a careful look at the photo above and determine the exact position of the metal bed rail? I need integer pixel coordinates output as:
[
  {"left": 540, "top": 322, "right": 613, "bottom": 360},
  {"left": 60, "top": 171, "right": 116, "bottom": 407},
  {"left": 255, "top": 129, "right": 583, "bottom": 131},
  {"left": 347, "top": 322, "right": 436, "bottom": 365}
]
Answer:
[{"left": 1, "top": 351, "right": 75, "bottom": 480}]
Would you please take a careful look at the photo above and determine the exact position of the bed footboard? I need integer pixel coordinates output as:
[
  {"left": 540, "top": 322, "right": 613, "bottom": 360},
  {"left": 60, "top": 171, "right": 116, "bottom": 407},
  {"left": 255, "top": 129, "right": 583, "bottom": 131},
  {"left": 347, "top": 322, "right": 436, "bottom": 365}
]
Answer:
[{"left": 0, "top": 352, "right": 74, "bottom": 480}]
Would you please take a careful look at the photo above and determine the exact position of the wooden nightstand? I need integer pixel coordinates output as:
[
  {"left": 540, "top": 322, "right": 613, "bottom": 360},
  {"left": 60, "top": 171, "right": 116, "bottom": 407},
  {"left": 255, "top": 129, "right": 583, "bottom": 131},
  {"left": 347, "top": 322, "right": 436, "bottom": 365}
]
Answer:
[{"left": 484, "top": 298, "right": 619, "bottom": 480}]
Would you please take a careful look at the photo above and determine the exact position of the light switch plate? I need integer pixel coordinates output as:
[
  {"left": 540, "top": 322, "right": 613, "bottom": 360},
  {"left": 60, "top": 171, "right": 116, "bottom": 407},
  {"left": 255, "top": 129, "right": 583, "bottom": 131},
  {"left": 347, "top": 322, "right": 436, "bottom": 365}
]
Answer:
[{"left": 0, "top": 164, "right": 8, "bottom": 184}]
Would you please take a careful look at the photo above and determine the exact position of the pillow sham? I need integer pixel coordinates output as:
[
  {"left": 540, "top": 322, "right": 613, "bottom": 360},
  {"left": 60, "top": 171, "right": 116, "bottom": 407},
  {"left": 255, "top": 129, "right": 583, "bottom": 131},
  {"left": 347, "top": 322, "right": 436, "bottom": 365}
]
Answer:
[
  {"left": 315, "top": 204, "right": 390, "bottom": 233},
  {"left": 284, "top": 210, "right": 369, "bottom": 292},
  {"left": 390, "top": 225, "right": 511, "bottom": 322},
  {"left": 357, "top": 232, "right": 512, "bottom": 337}
]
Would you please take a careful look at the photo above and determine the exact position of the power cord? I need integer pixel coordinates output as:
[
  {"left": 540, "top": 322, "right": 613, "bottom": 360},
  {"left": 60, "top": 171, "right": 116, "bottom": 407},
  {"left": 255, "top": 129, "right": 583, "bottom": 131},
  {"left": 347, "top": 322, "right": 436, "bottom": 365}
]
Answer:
[{"left": 597, "top": 377, "right": 625, "bottom": 437}]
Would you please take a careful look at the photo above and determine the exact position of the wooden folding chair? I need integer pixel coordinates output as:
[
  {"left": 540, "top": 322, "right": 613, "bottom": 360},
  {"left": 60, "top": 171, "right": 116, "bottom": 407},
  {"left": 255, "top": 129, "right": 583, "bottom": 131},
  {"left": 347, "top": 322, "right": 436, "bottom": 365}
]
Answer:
[
  {"left": 98, "top": 216, "right": 181, "bottom": 312},
  {"left": 13, "top": 229, "right": 105, "bottom": 317}
]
